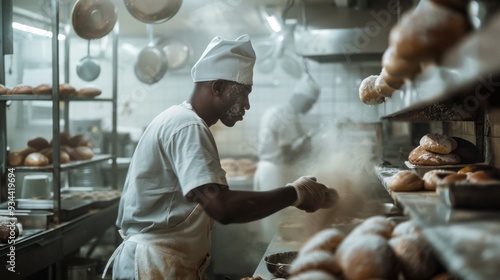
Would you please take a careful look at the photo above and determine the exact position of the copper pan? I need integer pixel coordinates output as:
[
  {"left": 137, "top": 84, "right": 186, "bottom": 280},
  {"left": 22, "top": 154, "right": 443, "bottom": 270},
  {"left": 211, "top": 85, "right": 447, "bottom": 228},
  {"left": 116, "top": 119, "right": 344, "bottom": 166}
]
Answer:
[
  {"left": 124, "top": 0, "right": 182, "bottom": 24},
  {"left": 72, "top": 0, "right": 117, "bottom": 40}
]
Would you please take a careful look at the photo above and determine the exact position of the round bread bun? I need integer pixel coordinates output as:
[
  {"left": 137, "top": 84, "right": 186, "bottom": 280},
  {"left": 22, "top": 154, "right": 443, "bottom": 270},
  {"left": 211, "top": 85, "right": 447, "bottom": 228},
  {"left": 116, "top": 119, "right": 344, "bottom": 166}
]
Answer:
[
  {"left": 9, "top": 85, "right": 34, "bottom": 95},
  {"left": 451, "top": 137, "right": 482, "bottom": 163},
  {"left": 359, "top": 75, "right": 385, "bottom": 105},
  {"left": 335, "top": 234, "right": 400, "bottom": 280},
  {"left": 299, "top": 228, "right": 345, "bottom": 256},
  {"left": 392, "top": 220, "right": 421, "bottom": 237},
  {"left": 59, "top": 83, "right": 76, "bottom": 96},
  {"left": 420, "top": 133, "right": 458, "bottom": 154},
  {"left": 75, "top": 146, "right": 94, "bottom": 160},
  {"left": 381, "top": 68, "right": 404, "bottom": 90},
  {"left": 33, "top": 83, "right": 52, "bottom": 95},
  {"left": 387, "top": 170, "right": 424, "bottom": 192},
  {"left": 0, "top": 84, "right": 8, "bottom": 95},
  {"left": 457, "top": 164, "right": 500, "bottom": 175},
  {"left": 288, "top": 269, "right": 337, "bottom": 280},
  {"left": 408, "top": 146, "right": 461, "bottom": 166},
  {"left": 389, "top": 233, "right": 440, "bottom": 280},
  {"left": 467, "top": 170, "right": 500, "bottom": 184},
  {"left": 440, "top": 173, "right": 468, "bottom": 184},
  {"left": 289, "top": 250, "right": 341, "bottom": 277},
  {"left": 374, "top": 74, "right": 398, "bottom": 98},
  {"left": 24, "top": 152, "right": 50, "bottom": 166},
  {"left": 382, "top": 46, "right": 422, "bottom": 80},
  {"left": 350, "top": 216, "right": 396, "bottom": 240},
  {"left": 422, "top": 169, "right": 457, "bottom": 191},
  {"left": 77, "top": 87, "right": 102, "bottom": 97}
]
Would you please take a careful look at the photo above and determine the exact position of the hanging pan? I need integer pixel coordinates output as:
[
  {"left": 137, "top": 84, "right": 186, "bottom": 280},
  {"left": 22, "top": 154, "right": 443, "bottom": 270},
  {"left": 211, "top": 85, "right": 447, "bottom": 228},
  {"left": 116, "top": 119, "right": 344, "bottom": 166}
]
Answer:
[
  {"left": 134, "top": 25, "right": 168, "bottom": 85},
  {"left": 72, "top": 0, "right": 117, "bottom": 40},
  {"left": 124, "top": 0, "right": 183, "bottom": 24},
  {"left": 76, "top": 41, "right": 101, "bottom": 81}
]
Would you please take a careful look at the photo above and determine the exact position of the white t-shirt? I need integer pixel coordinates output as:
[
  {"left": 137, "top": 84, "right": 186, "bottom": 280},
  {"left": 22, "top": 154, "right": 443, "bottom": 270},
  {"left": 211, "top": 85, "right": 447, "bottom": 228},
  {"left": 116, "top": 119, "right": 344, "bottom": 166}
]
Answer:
[{"left": 116, "top": 101, "right": 228, "bottom": 235}]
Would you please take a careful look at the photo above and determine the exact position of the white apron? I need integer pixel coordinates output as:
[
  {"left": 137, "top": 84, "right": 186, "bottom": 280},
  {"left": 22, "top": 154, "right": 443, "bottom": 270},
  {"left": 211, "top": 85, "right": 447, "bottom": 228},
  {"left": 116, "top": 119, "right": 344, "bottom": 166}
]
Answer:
[{"left": 103, "top": 205, "right": 213, "bottom": 279}]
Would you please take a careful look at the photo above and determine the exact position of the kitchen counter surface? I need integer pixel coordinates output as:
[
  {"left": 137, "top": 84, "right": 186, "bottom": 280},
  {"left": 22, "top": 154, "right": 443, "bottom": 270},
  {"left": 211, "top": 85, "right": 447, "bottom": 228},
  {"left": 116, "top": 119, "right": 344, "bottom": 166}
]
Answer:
[{"left": 376, "top": 166, "right": 500, "bottom": 280}]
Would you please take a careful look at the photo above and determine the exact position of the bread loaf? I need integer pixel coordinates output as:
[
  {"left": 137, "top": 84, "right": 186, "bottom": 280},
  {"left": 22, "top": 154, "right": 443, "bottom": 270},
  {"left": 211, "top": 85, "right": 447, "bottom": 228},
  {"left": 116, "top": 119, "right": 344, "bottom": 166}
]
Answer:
[
  {"left": 457, "top": 164, "right": 500, "bottom": 174},
  {"left": 77, "top": 87, "right": 102, "bottom": 97},
  {"left": 0, "top": 84, "right": 8, "bottom": 95},
  {"left": 420, "top": 133, "right": 457, "bottom": 154},
  {"left": 39, "top": 148, "right": 71, "bottom": 164},
  {"left": 359, "top": 75, "right": 385, "bottom": 105},
  {"left": 68, "top": 134, "right": 92, "bottom": 148},
  {"left": 422, "top": 169, "right": 456, "bottom": 191},
  {"left": 8, "top": 147, "right": 38, "bottom": 166},
  {"left": 392, "top": 220, "right": 421, "bottom": 237},
  {"left": 389, "top": 233, "right": 439, "bottom": 280},
  {"left": 349, "top": 216, "right": 396, "bottom": 240},
  {"left": 408, "top": 146, "right": 460, "bottom": 166},
  {"left": 467, "top": 170, "right": 500, "bottom": 184},
  {"left": 387, "top": 170, "right": 424, "bottom": 192},
  {"left": 69, "top": 146, "right": 94, "bottom": 160},
  {"left": 9, "top": 85, "right": 33, "bottom": 95},
  {"left": 335, "top": 234, "right": 400, "bottom": 280},
  {"left": 33, "top": 83, "right": 52, "bottom": 95},
  {"left": 59, "top": 83, "right": 76, "bottom": 96},
  {"left": 289, "top": 250, "right": 341, "bottom": 277},
  {"left": 299, "top": 228, "right": 345, "bottom": 256},
  {"left": 24, "top": 152, "right": 50, "bottom": 166},
  {"left": 440, "top": 173, "right": 468, "bottom": 184},
  {"left": 27, "top": 137, "right": 51, "bottom": 151}
]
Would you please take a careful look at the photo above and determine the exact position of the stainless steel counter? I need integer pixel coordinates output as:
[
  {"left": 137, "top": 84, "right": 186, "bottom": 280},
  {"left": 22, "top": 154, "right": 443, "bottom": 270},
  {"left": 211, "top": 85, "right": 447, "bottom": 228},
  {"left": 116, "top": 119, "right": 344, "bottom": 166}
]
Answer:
[
  {"left": 376, "top": 166, "right": 500, "bottom": 280},
  {"left": 253, "top": 235, "right": 302, "bottom": 279}
]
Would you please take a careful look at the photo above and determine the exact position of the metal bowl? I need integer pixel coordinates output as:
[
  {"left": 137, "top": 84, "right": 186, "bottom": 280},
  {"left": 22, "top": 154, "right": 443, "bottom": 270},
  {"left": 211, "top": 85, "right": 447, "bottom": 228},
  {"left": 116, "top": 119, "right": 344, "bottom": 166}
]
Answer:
[
  {"left": 264, "top": 251, "right": 298, "bottom": 278},
  {"left": 72, "top": 0, "right": 117, "bottom": 40},
  {"left": 124, "top": 0, "right": 183, "bottom": 24}
]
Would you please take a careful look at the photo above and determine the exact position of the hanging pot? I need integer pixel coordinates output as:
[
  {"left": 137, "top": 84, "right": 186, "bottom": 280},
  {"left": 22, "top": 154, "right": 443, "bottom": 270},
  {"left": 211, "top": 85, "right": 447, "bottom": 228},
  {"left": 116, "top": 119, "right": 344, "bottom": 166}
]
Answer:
[
  {"left": 134, "top": 25, "right": 168, "bottom": 85},
  {"left": 76, "top": 41, "right": 101, "bottom": 81},
  {"left": 72, "top": 0, "right": 117, "bottom": 40},
  {"left": 157, "top": 37, "right": 192, "bottom": 71},
  {"left": 124, "top": 0, "right": 183, "bottom": 24}
]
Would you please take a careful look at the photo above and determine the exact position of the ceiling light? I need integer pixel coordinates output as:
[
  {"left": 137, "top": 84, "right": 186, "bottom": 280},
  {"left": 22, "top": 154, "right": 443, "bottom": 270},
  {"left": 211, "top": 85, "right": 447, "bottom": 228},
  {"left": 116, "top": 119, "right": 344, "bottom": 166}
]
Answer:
[
  {"left": 266, "top": 15, "right": 282, "bottom": 33},
  {"left": 12, "top": 22, "right": 66, "bottom": 40}
]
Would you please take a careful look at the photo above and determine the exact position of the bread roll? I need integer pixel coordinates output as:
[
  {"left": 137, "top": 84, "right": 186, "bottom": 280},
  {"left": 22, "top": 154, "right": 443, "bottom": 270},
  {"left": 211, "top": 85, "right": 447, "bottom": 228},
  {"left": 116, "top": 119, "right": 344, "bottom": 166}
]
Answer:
[
  {"left": 382, "top": 46, "right": 422, "bottom": 80},
  {"left": 389, "top": 233, "right": 439, "bottom": 280},
  {"left": 0, "top": 84, "right": 8, "bottom": 95},
  {"left": 374, "top": 74, "right": 397, "bottom": 98},
  {"left": 381, "top": 68, "right": 404, "bottom": 90},
  {"left": 420, "top": 133, "right": 457, "bottom": 154},
  {"left": 33, "top": 83, "right": 52, "bottom": 95},
  {"left": 335, "top": 234, "right": 399, "bottom": 280},
  {"left": 9, "top": 85, "right": 33, "bottom": 95},
  {"left": 289, "top": 250, "right": 341, "bottom": 277},
  {"left": 451, "top": 137, "right": 482, "bottom": 163},
  {"left": 457, "top": 164, "right": 500, "bottom": 175},
  {"left": 8, "top": 147, "right": 38, "bottom": 166},
  {"left": 77, "top": 87, "right": 102, "bottom": 97},
  {"left": 27, "top": 137, "right": 51, "bottom": 151},
  {"left": 387, "top": 170, "right": 423, "bottom": 192},
  {"left": 0, "top": 218, "right": 19, "bottom": 243},
  {"left": 288, "top": 270, "right": 337, "bottom": 280},
  {"left": 467, "top": 170, "right": 500, "bottom": 184},
  {"left": 299, "top": 228, "right": 345, "bottom": 256},
  {"left": 59, "top": 83, "right": 76, "bottom": 96},
  {"left": 408, "top": 146, "right": 461, "bottom": 166},
  {"left": 71, "top": 146, "right": 94, "bottom": 160},
  {"left": 68, "top": 134, "right": 92, "bottom": 148},
  {"left": 24, "top": 152, "right": 50, "bottom": 166},
  {"left": 39, "top": 148, "right": 71, "bottom": 164},
  {"left": 349, "top": 216, "right": 396, "bottom": 240},
  {"left": 422, "top": 169, "right": 456, "bottom": 191},
  {"left": 440, "top": 173, "right": 468, "bottom": 184},
  {"left": 392, "top": 220, "right": 421, "bottom": 237},
  {"left": 359, "top": 75, "right": 385, "bottom": 105}
]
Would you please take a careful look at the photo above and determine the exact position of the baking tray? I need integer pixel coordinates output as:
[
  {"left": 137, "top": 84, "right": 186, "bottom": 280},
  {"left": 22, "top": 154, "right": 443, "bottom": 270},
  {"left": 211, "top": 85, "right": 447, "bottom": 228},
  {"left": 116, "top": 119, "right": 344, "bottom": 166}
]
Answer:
[
  {"left": 405, "top": 161, "right": 485, "bottom": 176},
  {"left": 437, "top": 182, "right": 500, "bottom": 210},
  {"left": 0, "top": 210, "right": 53, "bottom": 230},
  {"left": 0, "top": 199, "right": 93, "bottom": 221}
]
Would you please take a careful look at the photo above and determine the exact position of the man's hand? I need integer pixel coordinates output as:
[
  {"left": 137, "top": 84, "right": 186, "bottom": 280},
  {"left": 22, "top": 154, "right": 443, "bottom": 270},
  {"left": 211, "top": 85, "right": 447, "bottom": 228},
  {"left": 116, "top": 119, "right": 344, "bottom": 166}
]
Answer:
[{"left": 287, "top": 176, "right": 339, "bottom": 212}]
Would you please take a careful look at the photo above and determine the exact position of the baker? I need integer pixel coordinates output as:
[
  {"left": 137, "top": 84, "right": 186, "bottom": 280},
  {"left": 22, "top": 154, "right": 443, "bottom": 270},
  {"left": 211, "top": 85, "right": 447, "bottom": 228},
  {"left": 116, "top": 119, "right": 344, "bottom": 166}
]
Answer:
[
  {"left": 103, "top": 34, "right": 338, "bottom": 280},
  {"left": 253, "top": 73, "right": 321, "bottom": 242}
]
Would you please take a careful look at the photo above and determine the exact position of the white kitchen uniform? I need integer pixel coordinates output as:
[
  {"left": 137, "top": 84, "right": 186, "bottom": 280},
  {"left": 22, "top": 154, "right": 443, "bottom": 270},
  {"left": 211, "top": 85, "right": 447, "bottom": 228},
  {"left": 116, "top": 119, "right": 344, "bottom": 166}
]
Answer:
[
  {"left": 104, "top": 101, "right": 228, "bottom": 280},
  {"left": 253, "top": 104, "right": 304, "bottom": 242}
]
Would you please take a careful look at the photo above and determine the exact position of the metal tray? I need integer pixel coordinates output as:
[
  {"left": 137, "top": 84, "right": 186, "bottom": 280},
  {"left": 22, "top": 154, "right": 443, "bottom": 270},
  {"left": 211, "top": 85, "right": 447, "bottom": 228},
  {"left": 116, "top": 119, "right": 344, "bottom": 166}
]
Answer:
[
  {"left": 0, "top": 210, "right": 53, "bottom": 230},
  {"left": 0, "top": 199, "right": 93, "bottom": 221},
  {"left": 437, "top": 182, "right": 500, "bottom": 210}
]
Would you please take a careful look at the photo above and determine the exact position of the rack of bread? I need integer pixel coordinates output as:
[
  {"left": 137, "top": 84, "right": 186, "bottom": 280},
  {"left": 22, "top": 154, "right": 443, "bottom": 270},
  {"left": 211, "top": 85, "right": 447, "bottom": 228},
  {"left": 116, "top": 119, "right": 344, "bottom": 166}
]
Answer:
[
  {"left": 0, "top": 83, "right": 102, "bottom": 98},
  {"left": 7, "top": 132, "right": 103, "bottom": 169}
]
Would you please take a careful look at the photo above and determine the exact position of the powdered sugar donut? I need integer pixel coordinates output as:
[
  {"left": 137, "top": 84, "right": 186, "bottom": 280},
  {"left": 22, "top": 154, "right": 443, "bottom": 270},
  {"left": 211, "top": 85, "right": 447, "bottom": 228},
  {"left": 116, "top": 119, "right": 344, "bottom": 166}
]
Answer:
[{"left": 359, "top": 75, "right": 385, "bottom": 105}]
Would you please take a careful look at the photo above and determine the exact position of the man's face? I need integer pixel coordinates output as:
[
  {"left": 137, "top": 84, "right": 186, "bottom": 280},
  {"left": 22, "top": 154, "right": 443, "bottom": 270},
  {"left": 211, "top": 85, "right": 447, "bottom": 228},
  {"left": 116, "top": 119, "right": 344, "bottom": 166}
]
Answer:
[{"left": 219, "top": 81, "right": 252, "bottom": 127}]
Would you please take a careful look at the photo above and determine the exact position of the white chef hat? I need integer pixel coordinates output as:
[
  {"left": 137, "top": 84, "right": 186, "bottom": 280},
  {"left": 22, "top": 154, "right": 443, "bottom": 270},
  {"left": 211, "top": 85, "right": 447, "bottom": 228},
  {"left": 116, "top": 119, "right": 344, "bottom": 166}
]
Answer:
[
  {"left": 293, "top": 73, "right": 320, "bottom": 101},
  {"left": 191, "top": 34, "right": 256, "bottom": 85}
]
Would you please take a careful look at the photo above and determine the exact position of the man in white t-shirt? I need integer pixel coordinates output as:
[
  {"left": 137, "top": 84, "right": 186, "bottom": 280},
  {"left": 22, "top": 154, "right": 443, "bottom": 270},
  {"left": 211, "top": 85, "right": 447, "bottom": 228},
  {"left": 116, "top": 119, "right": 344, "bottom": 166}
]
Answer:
[{"left": 104, "top": 34, "right": 338, "bottom": 280}]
